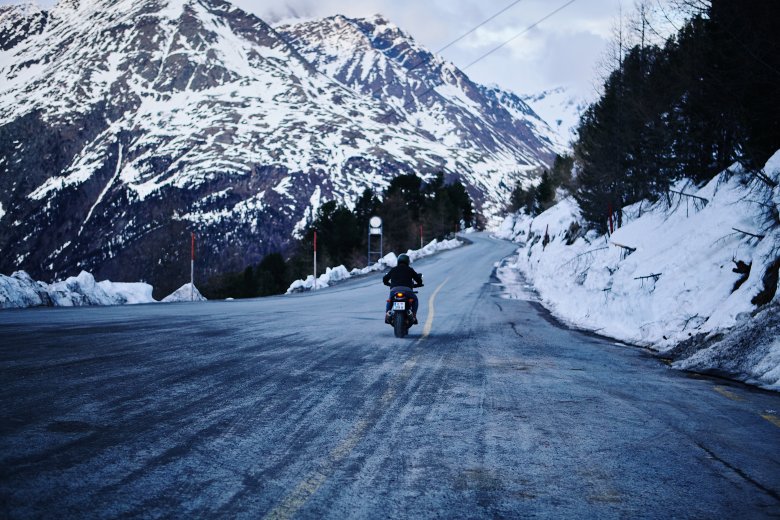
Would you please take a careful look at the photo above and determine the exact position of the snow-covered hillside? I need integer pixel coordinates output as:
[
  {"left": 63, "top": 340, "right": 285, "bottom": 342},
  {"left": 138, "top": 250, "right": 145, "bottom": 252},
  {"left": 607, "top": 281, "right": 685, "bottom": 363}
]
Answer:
[
  {"left": 521, "top": 86, "right": 587, "bottom": 146},
  {"left": 0, "top": 0, "right": 560, "bottom": 296},
  {"left": 277, "top": 15, "right": 565, "bottom": 173},
  {"left": 495, "top": 151, "right": 780, "bottom": 389}
]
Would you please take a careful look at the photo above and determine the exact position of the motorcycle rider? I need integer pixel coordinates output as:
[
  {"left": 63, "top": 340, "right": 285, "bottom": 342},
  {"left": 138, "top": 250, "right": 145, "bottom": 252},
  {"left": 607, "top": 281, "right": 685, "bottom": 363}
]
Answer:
[{"left": 383, "top": 253, "right": 423, "bottom": 324}]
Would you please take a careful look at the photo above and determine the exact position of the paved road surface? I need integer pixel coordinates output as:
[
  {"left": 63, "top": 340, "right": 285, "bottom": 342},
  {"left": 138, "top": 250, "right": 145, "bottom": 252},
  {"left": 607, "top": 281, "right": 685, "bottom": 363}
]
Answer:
[{"left": 1, "top": 234, "right": 779, "bottom": 518}]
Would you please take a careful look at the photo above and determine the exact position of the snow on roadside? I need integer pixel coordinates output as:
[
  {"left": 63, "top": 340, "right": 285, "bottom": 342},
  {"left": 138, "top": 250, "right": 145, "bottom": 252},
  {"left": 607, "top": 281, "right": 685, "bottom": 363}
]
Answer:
[
  {"left": 0, "top": 270, "right": 207, "bottom": 309},
  {"left": 162, "top": 283, "right": 207, "bottom": 302},
  {"left": 286, "top": 238, "right": 463, "bottom": 293},
  {"left": 494, "top": 151, "right": 780, "bottom": 390},
  {"left": 47, "top": 271, "right": 155, "bottom": 306}
]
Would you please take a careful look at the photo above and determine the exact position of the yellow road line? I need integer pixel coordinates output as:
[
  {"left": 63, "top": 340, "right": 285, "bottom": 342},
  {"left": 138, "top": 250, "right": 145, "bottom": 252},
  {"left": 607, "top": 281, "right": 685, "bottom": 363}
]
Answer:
[
  {"left": 761, "top": 414, "right": 780, "bottom": 428},
  {"left": 264, "top": 279, "right": 449, "bottom": 519},
  {"left": 265, "top": 419, "right": 370, "bottom": 520},
  {"left": 713, "top": 386, "right": 744, "bottom": 402},
  {"left": 422, "top": 278, "right": 449, "bottom": 338}
]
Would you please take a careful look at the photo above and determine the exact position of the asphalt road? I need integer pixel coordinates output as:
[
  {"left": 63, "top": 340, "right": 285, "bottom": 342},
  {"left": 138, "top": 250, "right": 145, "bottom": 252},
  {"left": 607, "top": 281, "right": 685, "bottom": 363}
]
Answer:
[{"left": 1, "top": 233, "right": 779, "bottom": 518}]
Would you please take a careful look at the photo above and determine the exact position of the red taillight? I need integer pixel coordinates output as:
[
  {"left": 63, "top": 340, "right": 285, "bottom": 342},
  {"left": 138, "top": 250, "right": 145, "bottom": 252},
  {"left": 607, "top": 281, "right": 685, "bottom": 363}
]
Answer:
[
  {"left": 386, "top": 299, "right": 391, "bottom": 302},
  {"left": 408, "top": 298, "right": 414, "bottom": 302}
]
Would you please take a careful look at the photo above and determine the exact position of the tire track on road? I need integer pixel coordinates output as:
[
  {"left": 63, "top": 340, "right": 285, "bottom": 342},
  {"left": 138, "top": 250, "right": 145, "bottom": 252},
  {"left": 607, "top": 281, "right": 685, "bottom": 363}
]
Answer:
[{"left": 263, "top": 279, "right": 450, "bottom": 520}]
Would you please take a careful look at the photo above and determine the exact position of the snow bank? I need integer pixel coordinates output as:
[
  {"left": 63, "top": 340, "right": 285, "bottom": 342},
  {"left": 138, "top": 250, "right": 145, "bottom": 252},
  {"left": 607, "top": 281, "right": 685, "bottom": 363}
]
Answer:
[
  {"left": 669, "top": 301, "right": 780, "bottom": 389},
  {"left": 162, "top": 283, "right": 207, "bottom": 302},
  {"left": 0, "top": 270, "right": 206, "bottom": 309},
  {"left": 47, "top": 271, "right": 155, "bottom": 307},
  {"left": 495, "top": 152, "right": 780, "bottom": 389},
  {"left": 0, "top": 271, "right": 52, "bottom": 308},
  {"left": 286, "top": 238, "right": 463, "bottom": 293}
]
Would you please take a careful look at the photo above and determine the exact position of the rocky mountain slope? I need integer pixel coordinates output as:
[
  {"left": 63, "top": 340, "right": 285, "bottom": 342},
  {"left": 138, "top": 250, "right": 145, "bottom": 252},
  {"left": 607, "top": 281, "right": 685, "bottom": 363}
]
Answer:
[{"left": 0, "top": 0, "right": 560, "bottom": 296}]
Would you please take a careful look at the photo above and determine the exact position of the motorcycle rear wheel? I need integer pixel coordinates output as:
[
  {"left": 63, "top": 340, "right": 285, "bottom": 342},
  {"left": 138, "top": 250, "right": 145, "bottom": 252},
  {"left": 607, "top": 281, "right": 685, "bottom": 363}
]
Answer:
[{"left": 394, "top": 312, "right": 406, "bottom": 338}]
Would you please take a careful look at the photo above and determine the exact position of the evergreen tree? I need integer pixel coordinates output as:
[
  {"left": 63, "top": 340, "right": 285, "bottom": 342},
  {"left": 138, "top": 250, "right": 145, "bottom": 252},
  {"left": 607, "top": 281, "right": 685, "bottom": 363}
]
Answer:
[{"left": 535, "top": 171, "right": 556, "bottom": 212}]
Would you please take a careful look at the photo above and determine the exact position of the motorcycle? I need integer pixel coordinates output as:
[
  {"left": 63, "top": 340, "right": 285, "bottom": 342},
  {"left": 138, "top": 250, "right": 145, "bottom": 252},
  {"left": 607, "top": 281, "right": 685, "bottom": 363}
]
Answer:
[{"left": 386, "top": 281, "right": 423, "bottom": 338}]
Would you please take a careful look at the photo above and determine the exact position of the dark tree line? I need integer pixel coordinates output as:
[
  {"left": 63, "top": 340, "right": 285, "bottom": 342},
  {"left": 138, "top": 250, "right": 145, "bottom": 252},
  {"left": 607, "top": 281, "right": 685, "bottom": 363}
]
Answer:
[
  {"left": 573, "top": 0, "right": 780, "bottom": 232},
  {"left": 509, "top": 154, "right": 574, "bottom": 216},
  {"left": 290, "top": 173, "right": 475, "bottom": 275},
  {"left": 203, "top": 173, "right": 475, "bottom": 299}
]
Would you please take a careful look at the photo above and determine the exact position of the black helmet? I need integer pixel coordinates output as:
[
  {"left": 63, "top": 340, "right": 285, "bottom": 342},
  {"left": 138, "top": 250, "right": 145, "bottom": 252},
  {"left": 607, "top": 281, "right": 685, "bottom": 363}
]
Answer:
[{"left": 398, "top": 254, "right": 410, "bottom": 265}]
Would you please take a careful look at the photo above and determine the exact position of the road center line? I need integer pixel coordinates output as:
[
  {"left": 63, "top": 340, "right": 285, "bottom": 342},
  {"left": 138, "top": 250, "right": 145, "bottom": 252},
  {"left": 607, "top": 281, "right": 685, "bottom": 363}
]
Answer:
[
  {"left": 761, "top": 414, "right": 780, "bottom": 428},
  {"left": 264, "top": 419, "right": 370, "bottom": 520},
  {"left": 713, "top": 386, "right": 744, "bottom": 402},
  {"left": 422, "top": 278, "right": 449, "bottom": 338}
]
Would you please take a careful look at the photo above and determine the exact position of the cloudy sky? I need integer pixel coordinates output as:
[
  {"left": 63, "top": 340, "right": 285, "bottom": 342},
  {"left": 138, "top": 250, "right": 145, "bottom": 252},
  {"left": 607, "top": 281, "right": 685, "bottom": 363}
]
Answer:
[
  {"left": 243, "top": 0, "right": 621, "bottom": 102},
  {"left": 2, "top": 0, "right": 672, "bottom": 103}
]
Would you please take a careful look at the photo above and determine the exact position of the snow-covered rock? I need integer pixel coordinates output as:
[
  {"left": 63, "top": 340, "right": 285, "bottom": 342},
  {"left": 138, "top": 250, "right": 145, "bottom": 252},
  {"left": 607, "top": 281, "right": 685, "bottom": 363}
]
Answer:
[
  {"left": 162, "top": 283, "right": 207, "bottom": 302},
  {"left": 287, "top": 238, "right": 463, "bottom": 293},
  {"left": 496, "top": 151, "right": 780, "bottom": 389}
]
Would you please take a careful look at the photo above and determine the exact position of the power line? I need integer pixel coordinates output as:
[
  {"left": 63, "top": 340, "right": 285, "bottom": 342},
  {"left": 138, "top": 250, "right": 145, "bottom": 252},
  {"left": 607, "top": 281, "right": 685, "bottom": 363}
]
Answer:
[
  {"left": 272, "top": 0, "right": 579, "bottom": 153},
  {"left": 435, "top": 0, "right": 526, "bottom": 55},
  {"left": 370, "top": 0, "right": 580, "bottom": 125},
  {"left": 370, "top": 0, "right": 527, "bottom": 90},
  {"left": 276, "top": 1, "right": 531, "bottom": 131},
  {"left": 463, "top": 0, "right": 579, "bottom": 70}
]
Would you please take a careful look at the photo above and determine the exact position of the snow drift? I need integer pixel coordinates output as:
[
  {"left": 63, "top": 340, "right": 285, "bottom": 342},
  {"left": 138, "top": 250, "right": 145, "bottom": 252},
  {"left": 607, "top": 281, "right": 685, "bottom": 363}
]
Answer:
[
  {"left": 162, "top": 283, "right": 207, "bottom": 303},
  {"left": 287, "top": 238, "right": 463, "bottom": 293},
  {"left": 495, "top": 151, "right": 780, "bottom": 389},
  {"left": 0, "top": 270, "right": 206, "bottom": 309}
]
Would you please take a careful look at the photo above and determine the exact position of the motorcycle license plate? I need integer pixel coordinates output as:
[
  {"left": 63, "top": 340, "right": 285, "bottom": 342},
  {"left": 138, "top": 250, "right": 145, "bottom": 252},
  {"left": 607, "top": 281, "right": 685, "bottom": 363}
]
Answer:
[{"left": 393, "top": 302, "right": 406, "bottom": 310}]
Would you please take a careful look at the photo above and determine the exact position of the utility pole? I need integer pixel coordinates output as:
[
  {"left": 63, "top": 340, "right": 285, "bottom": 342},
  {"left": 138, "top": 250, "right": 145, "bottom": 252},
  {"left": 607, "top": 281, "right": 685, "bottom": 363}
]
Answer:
[{"left": 190, "top": 232, "right": 195, "bottom": 301}]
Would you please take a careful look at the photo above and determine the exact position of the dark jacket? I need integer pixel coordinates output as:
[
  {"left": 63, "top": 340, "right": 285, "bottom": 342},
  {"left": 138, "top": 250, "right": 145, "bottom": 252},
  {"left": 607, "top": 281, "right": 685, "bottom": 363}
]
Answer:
[{"left": 383, "top": 264, "right": 423, "bottom": 288}]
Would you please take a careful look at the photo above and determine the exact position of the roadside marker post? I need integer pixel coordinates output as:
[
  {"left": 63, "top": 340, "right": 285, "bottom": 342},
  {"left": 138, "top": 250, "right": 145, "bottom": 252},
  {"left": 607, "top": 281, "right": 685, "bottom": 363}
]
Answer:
[
  {"left": 313, "top": 230, "right": 317, "bottom": 291},
  {"left": 190, "top": 232, "right": 195, "bottom": 301}
]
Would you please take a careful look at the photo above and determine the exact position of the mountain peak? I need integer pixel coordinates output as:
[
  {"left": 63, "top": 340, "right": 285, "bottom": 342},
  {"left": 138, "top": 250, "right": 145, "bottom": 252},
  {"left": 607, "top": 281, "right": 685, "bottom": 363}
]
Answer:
[{"left": 0, "top": 0, "right": 560, "bottom": 296}]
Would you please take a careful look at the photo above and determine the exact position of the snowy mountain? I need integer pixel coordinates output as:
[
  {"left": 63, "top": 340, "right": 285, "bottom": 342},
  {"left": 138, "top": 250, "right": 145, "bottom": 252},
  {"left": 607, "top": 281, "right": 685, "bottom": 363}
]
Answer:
[
  {"left": 521, "top": 86, "right": 587, "bottom": 145},
  {"left": 276, "top": 15, "right": 564, "bottom": 169},
  {"left": 0, "top": 0, "right": 560, "bottom": 296}
]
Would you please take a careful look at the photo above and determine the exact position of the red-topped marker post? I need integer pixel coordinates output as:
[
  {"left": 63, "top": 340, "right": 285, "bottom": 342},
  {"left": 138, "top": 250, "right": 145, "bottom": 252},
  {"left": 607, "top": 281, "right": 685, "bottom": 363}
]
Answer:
[
  {"left": 313, "top": 230, "right": 318, "bottom": 291},
  {"left": 190, "top": 232, "right": 195, "bottom": 301}
]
